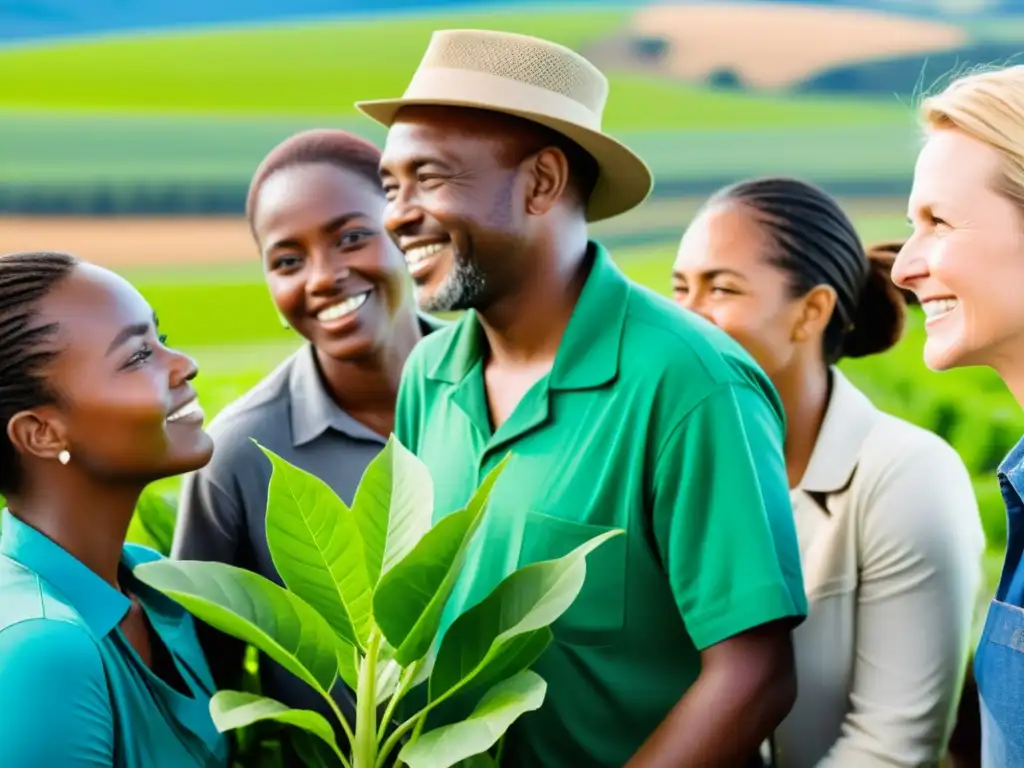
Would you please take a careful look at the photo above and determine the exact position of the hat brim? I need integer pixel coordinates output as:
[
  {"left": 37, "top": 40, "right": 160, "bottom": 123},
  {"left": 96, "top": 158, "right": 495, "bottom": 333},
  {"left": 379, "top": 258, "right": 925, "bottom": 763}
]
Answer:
[{"left": 356, "top": 97, "right": 653, "bottom": 223}]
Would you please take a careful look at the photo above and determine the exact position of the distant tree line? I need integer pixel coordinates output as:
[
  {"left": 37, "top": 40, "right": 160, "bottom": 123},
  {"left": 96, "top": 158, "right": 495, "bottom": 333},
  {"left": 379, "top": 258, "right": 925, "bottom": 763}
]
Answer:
[{"left": 798, "top": 41, "right": 1024, "bottom": 97}]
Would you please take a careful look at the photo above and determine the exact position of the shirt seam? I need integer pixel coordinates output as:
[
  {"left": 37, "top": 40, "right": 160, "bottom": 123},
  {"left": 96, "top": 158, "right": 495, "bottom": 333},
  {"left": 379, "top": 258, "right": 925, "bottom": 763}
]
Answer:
[
  {"left": 653, "top": 381, "right": 771, "bottom": 471},
  {"left": 0, "top": 614, "right": 99, "bottom": 645}
]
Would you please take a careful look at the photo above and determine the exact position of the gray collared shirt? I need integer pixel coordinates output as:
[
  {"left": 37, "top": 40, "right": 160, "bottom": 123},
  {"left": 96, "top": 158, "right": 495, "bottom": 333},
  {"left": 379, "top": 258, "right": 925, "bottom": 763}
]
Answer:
[{"left": 172, "top": 316, "right": 442, "bottom": 753}]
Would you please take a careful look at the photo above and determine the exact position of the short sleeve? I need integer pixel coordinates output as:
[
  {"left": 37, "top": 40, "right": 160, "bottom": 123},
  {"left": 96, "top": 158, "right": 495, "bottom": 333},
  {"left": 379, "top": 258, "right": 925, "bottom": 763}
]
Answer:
[
  {"left": 0, "top": 619, "right": 114, "bottom": 766},
  {"left": 652, "top": 382, "right": 807, "bottom": 650}
]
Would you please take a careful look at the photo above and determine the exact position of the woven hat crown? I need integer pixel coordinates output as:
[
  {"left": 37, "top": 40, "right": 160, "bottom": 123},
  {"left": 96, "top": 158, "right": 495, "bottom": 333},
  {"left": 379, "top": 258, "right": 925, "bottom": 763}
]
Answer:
[
  {"left": 356, "top": 29, "right": 654, "bottom": 222},
  {"left": 415, "top": 30, "right": 609, "bottom": 120}
]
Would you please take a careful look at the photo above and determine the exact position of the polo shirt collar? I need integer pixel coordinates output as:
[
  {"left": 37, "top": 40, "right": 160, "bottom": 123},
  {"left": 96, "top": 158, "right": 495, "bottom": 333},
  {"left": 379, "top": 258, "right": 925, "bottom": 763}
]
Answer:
[
  {"left": 798, "top": 368, "right": 878, "bottom": 493},
  {"left": 290, "top": 313, "right": 444, "bottom": 447},
  {"left": 0, "top": 508, "right": 130, "bottom": 639},
  {"left": 427, "top": 242, "right": 628, "bottom": 390}
]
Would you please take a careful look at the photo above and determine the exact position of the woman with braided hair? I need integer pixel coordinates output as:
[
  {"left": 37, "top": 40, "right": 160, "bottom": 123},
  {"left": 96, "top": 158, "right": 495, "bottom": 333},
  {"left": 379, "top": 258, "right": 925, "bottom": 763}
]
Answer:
[{"left": 0, "top": 252, "right": 227, "bottom": 767}]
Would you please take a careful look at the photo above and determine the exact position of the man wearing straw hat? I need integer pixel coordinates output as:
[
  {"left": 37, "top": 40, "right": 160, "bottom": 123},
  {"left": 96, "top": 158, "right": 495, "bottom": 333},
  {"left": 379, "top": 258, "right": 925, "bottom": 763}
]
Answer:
[{"left": 358, "top": 29, "right": 807, "bottom": 767}]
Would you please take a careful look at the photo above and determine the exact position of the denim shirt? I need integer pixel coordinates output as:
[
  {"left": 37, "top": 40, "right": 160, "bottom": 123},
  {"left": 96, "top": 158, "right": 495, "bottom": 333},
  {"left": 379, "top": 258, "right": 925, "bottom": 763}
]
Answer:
[{"left": 976, "top": 436, "right": 1024, "bottom": 766}]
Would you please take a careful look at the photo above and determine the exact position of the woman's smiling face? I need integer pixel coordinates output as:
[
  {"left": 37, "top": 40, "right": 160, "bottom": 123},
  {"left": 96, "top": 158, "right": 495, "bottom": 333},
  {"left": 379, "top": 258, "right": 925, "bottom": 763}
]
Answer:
[
  {"left": 254, "top": 162, "right": 413, "bottom": 363},
  {"left": 894, "top": 127, "right": 1024, "bottom": 373},
  {"left": 673, "top": 202, "right": 808, "bottom": 378},
  {"left": 7, "top": 262, "right": 213, "bottom": 488}
]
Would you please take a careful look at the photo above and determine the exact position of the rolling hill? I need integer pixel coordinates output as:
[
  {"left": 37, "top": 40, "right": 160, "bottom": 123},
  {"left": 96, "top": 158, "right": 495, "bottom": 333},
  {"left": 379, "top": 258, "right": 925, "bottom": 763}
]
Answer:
[{"left": 0, "top": 10, "right": 909, "bottom": 127}]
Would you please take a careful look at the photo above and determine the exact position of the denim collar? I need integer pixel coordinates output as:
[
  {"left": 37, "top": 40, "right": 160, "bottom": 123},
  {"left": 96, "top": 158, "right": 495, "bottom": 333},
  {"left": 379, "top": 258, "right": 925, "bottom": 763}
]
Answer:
[{"left": 999, "top": 435, "right": 1024, "bottom": 502}]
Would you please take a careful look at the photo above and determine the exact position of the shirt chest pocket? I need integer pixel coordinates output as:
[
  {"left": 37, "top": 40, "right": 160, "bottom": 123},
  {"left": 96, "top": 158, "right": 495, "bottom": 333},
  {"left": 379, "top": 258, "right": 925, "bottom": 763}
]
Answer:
[{"left": 517, "top": 510, "right": 628, "bottom": 648}]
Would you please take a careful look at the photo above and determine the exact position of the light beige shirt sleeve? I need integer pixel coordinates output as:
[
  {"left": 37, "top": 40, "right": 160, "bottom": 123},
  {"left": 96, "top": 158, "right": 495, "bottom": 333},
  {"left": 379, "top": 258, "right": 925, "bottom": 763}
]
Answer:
[{"left": 816, "top": 431, "right": 985, "bottom": 767}]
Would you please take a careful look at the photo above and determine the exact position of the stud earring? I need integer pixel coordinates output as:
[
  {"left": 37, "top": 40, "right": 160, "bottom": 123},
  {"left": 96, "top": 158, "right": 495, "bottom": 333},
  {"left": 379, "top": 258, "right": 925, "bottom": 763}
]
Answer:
[{"left": 58, "top": 449, "right": 70, "bottom": 465}]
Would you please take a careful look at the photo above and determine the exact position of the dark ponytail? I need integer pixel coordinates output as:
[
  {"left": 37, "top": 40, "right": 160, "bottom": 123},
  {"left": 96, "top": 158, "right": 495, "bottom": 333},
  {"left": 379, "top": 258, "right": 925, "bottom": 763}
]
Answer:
[
  {"left": 840, "top": 251, "right": 906, "bottom": 358},
  {"left": 711, "top": 177, "right": 907, "bottom": 364}
]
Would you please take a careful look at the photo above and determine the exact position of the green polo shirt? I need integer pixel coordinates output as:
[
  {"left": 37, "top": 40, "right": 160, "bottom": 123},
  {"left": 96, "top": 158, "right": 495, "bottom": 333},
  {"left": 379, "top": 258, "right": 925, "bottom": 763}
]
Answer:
[
  {"left": 396, "top": 243, "right": 806, "bottom": 766},
  {"left": 0, "top": 509, "right": 228, "bottom": 767}
]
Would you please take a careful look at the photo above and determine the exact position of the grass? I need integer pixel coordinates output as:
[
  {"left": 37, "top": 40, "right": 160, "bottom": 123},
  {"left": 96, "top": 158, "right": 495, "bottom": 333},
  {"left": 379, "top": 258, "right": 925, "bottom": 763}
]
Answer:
[
  {"left": 0, "top": 115, "right": 922, "bottom": 193},
  {"left": 0, "top": 10, "right": 909, "bottom": 130}
]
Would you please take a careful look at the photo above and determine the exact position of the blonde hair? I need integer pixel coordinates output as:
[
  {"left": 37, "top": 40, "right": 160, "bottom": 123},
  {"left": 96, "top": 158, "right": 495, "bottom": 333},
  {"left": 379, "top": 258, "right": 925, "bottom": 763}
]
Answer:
[{"left": 922, "top": 65, "right": 1024, "bottom": 208}]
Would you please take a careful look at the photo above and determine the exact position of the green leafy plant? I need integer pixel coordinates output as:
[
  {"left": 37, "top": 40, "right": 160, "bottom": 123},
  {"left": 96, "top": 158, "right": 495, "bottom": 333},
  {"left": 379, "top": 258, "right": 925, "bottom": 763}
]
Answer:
[
  {"left": 135, "top": 435, "right": 621, "bottom": 768},
  {"left": 126, "top": 488, "right": 178, "bottom": 555}
]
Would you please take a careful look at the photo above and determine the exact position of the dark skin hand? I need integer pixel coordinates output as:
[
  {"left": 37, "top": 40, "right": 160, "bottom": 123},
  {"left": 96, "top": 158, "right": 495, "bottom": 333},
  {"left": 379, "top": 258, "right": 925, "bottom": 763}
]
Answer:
[
  {"left": 627, "top": 621, "right": 798, "bottom": 767},
  {"left": 6, "top": 262, "right": 214, "bottom": 691}
]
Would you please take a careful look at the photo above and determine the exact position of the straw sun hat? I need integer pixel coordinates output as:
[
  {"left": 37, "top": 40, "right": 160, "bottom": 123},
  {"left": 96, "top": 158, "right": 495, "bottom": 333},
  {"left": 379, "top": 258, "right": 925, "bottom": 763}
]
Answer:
[{"left": 355, "top": 29, "right": 654, "bottom": 222}]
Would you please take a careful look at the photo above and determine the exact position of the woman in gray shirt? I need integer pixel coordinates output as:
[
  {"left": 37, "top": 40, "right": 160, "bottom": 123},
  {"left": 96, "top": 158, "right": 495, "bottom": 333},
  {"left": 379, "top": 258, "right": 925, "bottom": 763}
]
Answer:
[{"left": 171, "top": 129, "right": 441, "bottom": 760}]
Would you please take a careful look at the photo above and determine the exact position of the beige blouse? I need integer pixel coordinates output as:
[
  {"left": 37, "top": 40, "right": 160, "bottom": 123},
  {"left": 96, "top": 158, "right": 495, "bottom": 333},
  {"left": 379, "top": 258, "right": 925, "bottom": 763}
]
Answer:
[{"left": 774, "top": 369, "right": 986, "bottom": 768}]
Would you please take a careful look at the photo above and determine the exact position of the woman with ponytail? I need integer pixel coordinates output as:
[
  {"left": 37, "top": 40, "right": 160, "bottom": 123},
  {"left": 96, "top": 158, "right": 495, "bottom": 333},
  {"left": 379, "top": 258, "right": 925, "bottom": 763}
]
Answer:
[{"left": 672, "top": 178, "right": 985, "bottom": 767}]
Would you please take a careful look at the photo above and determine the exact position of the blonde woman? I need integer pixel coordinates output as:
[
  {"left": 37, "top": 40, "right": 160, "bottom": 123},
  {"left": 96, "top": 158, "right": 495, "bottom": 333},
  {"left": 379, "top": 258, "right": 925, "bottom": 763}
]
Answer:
[
  {"left": 674, "top": 177, "right": 986, "bottom": 767},
  {"left": 893, "top": 64, "right": 1024, "bottom": 767}
]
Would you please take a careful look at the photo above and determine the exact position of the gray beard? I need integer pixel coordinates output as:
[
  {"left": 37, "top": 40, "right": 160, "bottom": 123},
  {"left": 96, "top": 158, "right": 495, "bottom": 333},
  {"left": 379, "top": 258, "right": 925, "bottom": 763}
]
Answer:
[{"left": 419, "top": 254, "right": 488, "bottom": 313}]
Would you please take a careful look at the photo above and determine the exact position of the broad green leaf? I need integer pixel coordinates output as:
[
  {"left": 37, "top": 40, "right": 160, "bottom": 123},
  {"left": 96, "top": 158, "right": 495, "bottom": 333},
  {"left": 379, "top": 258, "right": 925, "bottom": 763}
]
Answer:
[
  {"left": 430, "top": 529, "right": 623, "bottom": 702},
  {"left": 399, "top": 671, "right": 546, "bottom": 768},
  {"left": 373, "top": 456, "right": 509, "bottom": 666},
  {"left": 135, "top": 559, "right": 341, "bottom": 694},
  {"left": 134, "top": 489, "right": 178, "bottom": 556},
  {"left": 372, "top": 507, "right": 479, "bottom": 665},
  {"left": 352, "top": 435, "right": 433, "bottom": 586},
  {"left": 413, "top": 644, "right": 437, "bottom": 688},
  {"left": 258, "top": 443, "right": 372, "bottom": 649},
  {"left": 210, "top": 690, "right": 342, "bottom": 761},
  {"left": 337, "top": 637, "right": 360, "bottom": 691},
  {"left": 375, "top": 658, "right": 403, "bottom": 707},
  {"left": 457, "top": 628, "right": 552, "bottom": 698},
  {"left": 373, "top": 639, "right": 403, "bottom": 707}
]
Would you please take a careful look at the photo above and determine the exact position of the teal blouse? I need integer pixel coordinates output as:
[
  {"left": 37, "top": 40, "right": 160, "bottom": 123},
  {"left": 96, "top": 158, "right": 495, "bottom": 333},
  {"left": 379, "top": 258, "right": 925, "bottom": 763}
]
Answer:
[{"left": 0, "top": 509, "right": 229, "bottom": 767}]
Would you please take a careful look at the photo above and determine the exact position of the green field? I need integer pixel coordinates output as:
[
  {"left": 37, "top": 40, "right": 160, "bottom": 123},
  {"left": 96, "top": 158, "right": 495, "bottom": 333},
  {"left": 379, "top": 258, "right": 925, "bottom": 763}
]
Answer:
[
  {"left": 0, "top": 115, "right": 922, "bottom": 189},
  {"left": 0, "top": 7, "right": 924, "bottom": 207},
  {"left": 0, "top": 10, "right": 909, "bottom": 130}
]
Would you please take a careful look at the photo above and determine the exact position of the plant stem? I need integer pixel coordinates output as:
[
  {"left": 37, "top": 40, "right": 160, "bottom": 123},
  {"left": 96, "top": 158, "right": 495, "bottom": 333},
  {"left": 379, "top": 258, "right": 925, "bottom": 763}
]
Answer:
[
  {"left": 376, "top": 710, "right": 427, "bottom": 768},
  {"left": 409, "top": 714, "right": 427, "bottom": 743},
  {"left": 322, "top": 687, "right": 356, "bottom": 748},
  {"left": 377, "top": 661, "right": 420, "bottom": 743},
  {"left": 353, "top": 630, "right": 381, "bottom": 768},
  {"left": 325, "top": 739, "right": 354, "bottom": 768}
]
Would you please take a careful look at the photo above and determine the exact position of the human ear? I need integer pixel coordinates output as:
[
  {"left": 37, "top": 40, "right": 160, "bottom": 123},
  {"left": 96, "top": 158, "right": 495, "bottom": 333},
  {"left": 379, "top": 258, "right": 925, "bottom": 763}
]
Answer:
[
  {"left": 7, "top": 407, "right": 68, "bottom": 463},
  {"left": 524, "top": 147, "right": 570, "bottom": 217},
  {"left": 792, "top": 285, "right": 837, "bottom": 343}
]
